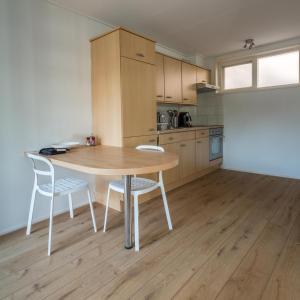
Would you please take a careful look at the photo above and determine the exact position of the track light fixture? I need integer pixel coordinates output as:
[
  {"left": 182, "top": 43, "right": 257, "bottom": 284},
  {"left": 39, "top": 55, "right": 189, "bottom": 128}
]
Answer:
[{"left": 243, "top": 39, "right": 255, "bottom": 50}]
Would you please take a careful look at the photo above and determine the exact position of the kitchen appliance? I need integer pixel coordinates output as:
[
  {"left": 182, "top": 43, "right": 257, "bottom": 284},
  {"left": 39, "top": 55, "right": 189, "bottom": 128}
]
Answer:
[
  {"left": 157, "top": 112, "right": 169, "bottom": 130},
  {"left": 197, "top": 82, "right": 219, "bottom": 93},
  {"left": 167, "top": 109, "right": 179, "bottom": 129},
  {"left": 173, "top": 110, "right": 179, "bottom": 128},
  {"left": 178, "top": 112, "right": 192, "bottom": 127},
  {"left": 209, "top": 127, "right": 223, "bottom": 161}
]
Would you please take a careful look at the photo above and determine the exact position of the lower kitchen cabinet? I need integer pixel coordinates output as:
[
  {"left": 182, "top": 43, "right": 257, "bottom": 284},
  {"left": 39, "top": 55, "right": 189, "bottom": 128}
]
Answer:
[
  {"left": 196, "top": 137, "right": 209, "bottom": 170},
  {"left": 158, "top": 128, "right": 220, "bottom": 191},
  {"left": 122, "top": 135, "right": 157, "bottom": 147},
  {"left": 179, "top": 139, "right": 196, "bottom": 178},
  {"left": 162, "top": 143, "right": 180, "bottom": 185}
]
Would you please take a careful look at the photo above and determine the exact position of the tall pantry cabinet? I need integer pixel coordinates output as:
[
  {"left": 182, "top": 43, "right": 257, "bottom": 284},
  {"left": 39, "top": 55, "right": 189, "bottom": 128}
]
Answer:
[
  {"left": 90, "top": 28, "right": 157, "bottom": 210},
  {"left": 90, "top": 28, "right": 156, "bottom": 147}
]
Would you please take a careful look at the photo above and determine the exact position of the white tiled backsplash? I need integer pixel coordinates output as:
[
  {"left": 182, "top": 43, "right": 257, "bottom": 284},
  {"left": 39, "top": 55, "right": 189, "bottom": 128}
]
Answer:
[{"left": 157, "top": 92, "right": 223, "bottom": 126}]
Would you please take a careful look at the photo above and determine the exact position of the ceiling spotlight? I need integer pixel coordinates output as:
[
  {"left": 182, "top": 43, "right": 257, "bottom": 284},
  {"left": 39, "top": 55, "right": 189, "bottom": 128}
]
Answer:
[{"left": 243, "top": 39, "right": 255, "bottom": 50}]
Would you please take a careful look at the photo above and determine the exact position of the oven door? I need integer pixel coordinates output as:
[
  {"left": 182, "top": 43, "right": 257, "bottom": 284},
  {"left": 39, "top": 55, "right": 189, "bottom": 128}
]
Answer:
[{"left": 209, "top": 135, "right": 223, "bottom": 161}]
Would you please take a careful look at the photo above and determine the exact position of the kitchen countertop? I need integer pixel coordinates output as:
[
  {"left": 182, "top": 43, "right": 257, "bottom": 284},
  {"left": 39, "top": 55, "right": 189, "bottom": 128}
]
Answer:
[{"left": 158, "top": 125, "right": 223, "bottom": 134}]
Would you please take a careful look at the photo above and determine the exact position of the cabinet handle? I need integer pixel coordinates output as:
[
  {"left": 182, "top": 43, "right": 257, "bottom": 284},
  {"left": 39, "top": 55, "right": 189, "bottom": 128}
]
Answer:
[
  {"left": 149, "top": 128, "right": 155, "bottom": 132},
  {"left": 156, "top": 95, "right": 163, "bottom": 98},
  {"left": 136, "top": 52, "right": 145, "bottom": 57},
  {"left": 148, "top": 139, "right": 156, "bottom": 143},
  {"left": 202, "top": 80, "right": 207, "bottom": 83},
  {"left": 166, "top": 96, "right": 172, "bottom": 99},
  {"left": 168, "top": 137, "right": 174, "bottom": 141},
  {"left": 183, "top": 98, "right": 189, "bottom": 100},
  {"left": 197, "top": 141, "right": 202, "bottom": 144},
  {"left": 180, "top": 144, "right": 186, "bottom": 147}
]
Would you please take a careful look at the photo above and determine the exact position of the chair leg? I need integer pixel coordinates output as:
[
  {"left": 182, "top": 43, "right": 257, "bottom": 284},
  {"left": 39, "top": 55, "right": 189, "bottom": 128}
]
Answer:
[
  {"left": 87, "top": 189, "right": 97, "bottom": 233},
  {"left": 134, "top": 194, "right": 139, "bottom": 251},
  {"left": 68, "top": 193, "right": 74, "bottom": 218},
  {"left": 48, "top": 195, "right": 54, "bottom": 256},
  {"left": 160, "top": 183, "right": 173, "bottom": 231},
  {"left": 26, "top": 186, "right": 37, "bottom": 235},
  {"left": 103, "top": 187, "right": 110, "bottom": 232}
]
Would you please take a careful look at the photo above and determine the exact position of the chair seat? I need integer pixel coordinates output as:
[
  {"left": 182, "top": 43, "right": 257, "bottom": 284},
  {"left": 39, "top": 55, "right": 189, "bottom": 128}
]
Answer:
[
  {"left": 38, "top": 178, "right": 88, "bottom": 196},
  {"left": 109, "top": 177, "right": 159, "bottom": 194}
]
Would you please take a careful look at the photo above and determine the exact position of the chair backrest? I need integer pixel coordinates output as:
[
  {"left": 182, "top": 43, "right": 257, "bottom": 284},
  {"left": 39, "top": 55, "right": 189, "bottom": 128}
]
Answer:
[
  {"left": 135, "top": 145, "right": 165, "bottom": 182},
  {"left": 26, "top": 153, "right": 55, "bottom": 188},
  {"left": 136, "top": 145, "right": 165, "bottom": 153}
]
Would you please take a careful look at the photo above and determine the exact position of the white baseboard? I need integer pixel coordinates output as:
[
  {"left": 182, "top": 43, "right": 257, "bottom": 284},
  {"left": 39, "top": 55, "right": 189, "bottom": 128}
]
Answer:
[
  {"left": 221, "top": 166, "right": 300, "bottom": 180},
  {"left": 0, "top": 202, "right": 93, "bottom": 236}
]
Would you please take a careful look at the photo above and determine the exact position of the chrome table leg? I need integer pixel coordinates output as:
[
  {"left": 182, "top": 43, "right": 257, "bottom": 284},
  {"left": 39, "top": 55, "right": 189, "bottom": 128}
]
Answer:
[{"left": 124, "top": 175, "right": 133, "bottom": 249}]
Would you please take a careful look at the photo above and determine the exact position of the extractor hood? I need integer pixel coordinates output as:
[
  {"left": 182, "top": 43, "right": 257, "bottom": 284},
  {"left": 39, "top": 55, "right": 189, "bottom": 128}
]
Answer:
[{"left": 197, "top": 82, "right": 219, "bottom": 93}]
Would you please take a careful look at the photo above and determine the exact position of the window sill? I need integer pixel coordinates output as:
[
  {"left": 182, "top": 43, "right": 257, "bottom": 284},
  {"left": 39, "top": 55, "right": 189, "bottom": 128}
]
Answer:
[{"left": 218, "top": 83, "right": 300, "bottom": 95}]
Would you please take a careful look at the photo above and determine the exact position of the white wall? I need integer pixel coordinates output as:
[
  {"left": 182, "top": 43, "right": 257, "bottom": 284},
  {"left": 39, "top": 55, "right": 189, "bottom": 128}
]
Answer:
[
  {"left": 0, "top": 0, "right": 112, "bottom": 235},
  {"left": 212, "top": 38, "right": 300, "bottom": 179},
  {"left": 222, "top": 86, "right": 300, "bottom": 179},
  {"left": 0, "top": 0, "right": 192, "bottom": 235}
]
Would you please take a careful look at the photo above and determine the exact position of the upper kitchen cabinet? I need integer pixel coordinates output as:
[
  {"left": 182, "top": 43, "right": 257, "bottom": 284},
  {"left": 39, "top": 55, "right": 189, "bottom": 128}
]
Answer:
[
  {"left": 164, "top": 56, "right": 182, "bottom": 103},
  {"left": 155, "top": 52, "right": 212, "bottom": 105},
  {"left": 90, "top": 28, "right": 156, "bottom": 146},
  {"left": 120, "top": 29, "right": 155, "bottom": 64},
  {"left": 181, "top": 62, "right": 197, "bottom": 105},
  {"left": 196, "top": 67, "right": 211, "bottom": 84},
  {"left": 155, "top": 53, "right": 165, "bottom": 102}
]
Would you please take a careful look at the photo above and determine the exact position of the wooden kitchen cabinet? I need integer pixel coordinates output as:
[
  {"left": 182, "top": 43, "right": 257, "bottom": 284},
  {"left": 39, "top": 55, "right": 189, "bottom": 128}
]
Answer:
[
  {"left": 158, "top": 128, "right": 221, "bottom": 194},
  {"left": 196, "top": 137, "right": 209, "bottom": 170},
  {"left": 159, "top": 130, "right": 196, "bottom": 181},
  {"left": 164, "top": 56, "right": 182, "bottom": 103},
  {"left": 162, "top": 143, "right": 180, "bottom": 184},
  {"left": 196, "top": 67, "right": 211, "bottom": 84},
  {"left": 196, "top": 129, "right": 209, "bottom": 139},
  {"left": 91, "top": 27, "right": 156, "bottom": 146},
  {"left": 182, "top": 62, "right": 197, "bottom": 105},
  {"left": 121, "top": 57, "right": 156, "bottom": 137},
  {"left": 120, "top": 29, "right": 155, "bottom": 64},
  {"left": 179, "top": 139, "right": 196, "bottom": 178},
  {"left": 155, "top": 52, "right": 212, "bottom": 105},
  {"left": 155, "top": 53, "right": 165, "bottom": 102},
  {"left": 123, "top": 135, "right": 157, "bottom": 147}
]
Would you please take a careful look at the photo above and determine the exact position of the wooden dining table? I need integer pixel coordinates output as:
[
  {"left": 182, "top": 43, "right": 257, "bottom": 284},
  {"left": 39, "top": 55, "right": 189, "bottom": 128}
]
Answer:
[{"left": 33, "top": 145, "right": 179, "bottom": 249}]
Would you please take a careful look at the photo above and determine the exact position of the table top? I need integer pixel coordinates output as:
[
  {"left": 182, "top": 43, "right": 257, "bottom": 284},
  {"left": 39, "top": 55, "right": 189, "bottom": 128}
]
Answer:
[{"left": 27, "top": 145, "right": 179, "bottom": 176}]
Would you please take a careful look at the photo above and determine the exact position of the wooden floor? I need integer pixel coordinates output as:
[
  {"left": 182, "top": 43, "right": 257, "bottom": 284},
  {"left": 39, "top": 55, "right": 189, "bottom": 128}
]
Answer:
[{"left": 1, "top": 170, "right": 300, "bottom": 300}]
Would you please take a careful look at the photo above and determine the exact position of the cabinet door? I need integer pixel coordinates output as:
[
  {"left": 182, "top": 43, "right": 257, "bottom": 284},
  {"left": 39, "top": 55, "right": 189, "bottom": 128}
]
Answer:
[
  {"left": 164, "top": 56, "right": 182, "bottom": 103},
  {"left": 179, "top": 140, "right": 196, "bottom": 178},
  {"left": 196, "top": 138, "right": 209, "bottom": 170},
  {"left": 121, "top": 57, "right": 156, "bottom": 137},
  {"left": 123, "top": 135, "right": 157, "bottom": 147},
  {"left": 120, "top": 30, "right": 155, "bottom": 65},
  {"left": 155, "top": 53, "right": 165, "bottom": 102},
  {"left": 196, "top": 67, "right": 211, "bottom": 84},
  {"left": 182, "top": 62, "right": 197, "bottom": 105},
  {"left": 162, "top": 143, "right": 180, "bottom": 185}
]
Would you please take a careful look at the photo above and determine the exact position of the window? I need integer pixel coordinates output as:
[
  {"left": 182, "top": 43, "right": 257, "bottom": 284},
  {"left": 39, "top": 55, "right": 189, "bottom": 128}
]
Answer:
[
  {"left": 224, "top": 63, "right": 253, "bottom": 90},
  {"left": 258, "top": 51, "right": 299, "bottom": 88},
  {"left": 219, "top": 47, "right": 300, "bottom": 92}
]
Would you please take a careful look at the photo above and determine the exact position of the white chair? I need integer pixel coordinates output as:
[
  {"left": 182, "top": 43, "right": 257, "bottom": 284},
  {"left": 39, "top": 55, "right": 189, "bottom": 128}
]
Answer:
[
  {"left": 103, "top": 145, "right": 173, "bottom": 251},
  {"left": 26, "top": 153, "right": 97, "bottom": 256}
]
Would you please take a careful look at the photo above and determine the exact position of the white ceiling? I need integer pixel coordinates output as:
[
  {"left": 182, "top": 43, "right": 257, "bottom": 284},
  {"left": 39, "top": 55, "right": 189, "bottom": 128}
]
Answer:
[{"left": 50, "top": 0, "right": 300, "bottom": 56}]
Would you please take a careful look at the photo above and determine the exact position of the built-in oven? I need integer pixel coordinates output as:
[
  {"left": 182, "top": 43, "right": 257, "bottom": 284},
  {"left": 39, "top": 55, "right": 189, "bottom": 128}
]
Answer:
[{"left": 209, "top": 127, "right": 223, "bottom": 161}]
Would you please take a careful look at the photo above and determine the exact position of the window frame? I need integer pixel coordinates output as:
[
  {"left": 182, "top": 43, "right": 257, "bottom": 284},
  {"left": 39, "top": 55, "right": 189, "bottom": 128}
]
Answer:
[
  {"left": 217, "top": 46, "right": 300, "bottom": 94},
  {"left": 221, "top": 59, "right": 255, "bottom": 92}
]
